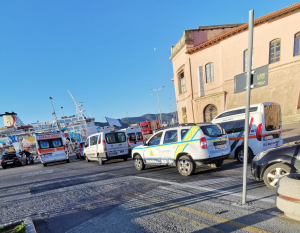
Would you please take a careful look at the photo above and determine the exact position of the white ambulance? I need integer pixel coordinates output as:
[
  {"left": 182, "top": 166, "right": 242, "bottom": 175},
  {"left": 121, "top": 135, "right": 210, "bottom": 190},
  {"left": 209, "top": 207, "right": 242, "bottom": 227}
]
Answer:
[
  {"left": 212, "top": 102, "right": 283, "bottom": 163},
  {"left": 35, "top": 132, "right": 69, "bottom": 167}
]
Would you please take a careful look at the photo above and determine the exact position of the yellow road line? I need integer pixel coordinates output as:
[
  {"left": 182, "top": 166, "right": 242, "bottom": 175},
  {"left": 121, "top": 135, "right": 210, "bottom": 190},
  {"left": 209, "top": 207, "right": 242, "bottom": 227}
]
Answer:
[
  {"left": 152, "top": 198, "right": 271, "bottom": 233},
  {"left": 136, "top": 199, "right": 224, "bottom": 233}
]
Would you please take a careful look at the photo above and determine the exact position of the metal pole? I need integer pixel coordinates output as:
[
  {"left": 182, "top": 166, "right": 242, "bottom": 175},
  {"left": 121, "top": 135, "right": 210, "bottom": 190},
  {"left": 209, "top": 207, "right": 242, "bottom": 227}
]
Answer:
[
  {"left": 156, "top": 90, "right": 162, "bottom": 125},
  {"left": 61, "top": 107, "right": 65, "bottom": 117},
  {"left": 242, "top": 9, "right": 254, "bottom": 205},
  {"left": 49, "top": 97, "right": 61, "bottom": 131},
  {"left": 151, "top": 86, "right": 164, "bottom": 126}
]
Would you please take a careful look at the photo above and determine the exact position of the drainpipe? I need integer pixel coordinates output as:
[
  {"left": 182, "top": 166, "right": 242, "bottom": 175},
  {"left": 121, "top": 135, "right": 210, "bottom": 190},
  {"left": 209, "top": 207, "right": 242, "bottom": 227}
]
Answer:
[{"left": 189, "top": 58, "right": 195, "bottom": 123}]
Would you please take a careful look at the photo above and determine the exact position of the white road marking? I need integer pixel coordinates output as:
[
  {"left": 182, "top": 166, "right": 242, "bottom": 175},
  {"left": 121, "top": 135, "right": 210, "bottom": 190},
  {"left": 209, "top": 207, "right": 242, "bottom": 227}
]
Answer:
[
  {"left": 22, "top": 170, "right": 53, "bottom": 178},
  {"left": 132, "top": 176, "right": 274, "bottom": 203}
]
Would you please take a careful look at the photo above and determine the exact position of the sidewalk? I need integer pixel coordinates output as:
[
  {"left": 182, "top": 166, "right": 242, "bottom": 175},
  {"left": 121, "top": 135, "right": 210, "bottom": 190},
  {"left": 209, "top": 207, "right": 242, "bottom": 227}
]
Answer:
[{"left": 282, "top": 122, "right": 300, "bottom": 143}]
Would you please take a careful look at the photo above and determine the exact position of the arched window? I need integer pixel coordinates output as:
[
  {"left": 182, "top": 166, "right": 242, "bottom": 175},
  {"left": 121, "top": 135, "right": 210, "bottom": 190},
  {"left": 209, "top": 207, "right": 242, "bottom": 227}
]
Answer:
[
  {"left": 204, "top": 104, "right": 218, "bottom": 122},
  {"left": 269, "top": 39, "right": 281, "bottom": 64},
  {"left": 205, "top": 62, "right": 214, "bottom": 83},
  {"left": 294, "top": 32, "right": 300, "bottom": 56}
]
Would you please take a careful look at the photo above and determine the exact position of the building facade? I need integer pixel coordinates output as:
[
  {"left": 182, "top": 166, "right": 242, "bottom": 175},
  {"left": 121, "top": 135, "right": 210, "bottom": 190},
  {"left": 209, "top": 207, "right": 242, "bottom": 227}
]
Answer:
[{"left": 170, "top": 2, "right": 300, "bottom": 124}]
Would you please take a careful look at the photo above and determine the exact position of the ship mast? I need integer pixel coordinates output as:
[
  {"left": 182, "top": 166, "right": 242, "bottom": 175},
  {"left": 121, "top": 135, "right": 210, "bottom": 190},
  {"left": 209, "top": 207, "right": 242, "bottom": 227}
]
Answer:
[{"left": 68, "top": 90, "right": 86, "bottom": 118}]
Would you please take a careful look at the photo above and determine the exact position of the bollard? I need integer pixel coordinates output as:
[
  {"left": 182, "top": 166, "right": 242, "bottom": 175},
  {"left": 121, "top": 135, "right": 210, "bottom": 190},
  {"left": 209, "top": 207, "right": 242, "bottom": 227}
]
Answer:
[{"left": 275, "top": 173, "right": 300, "bottom": 221}]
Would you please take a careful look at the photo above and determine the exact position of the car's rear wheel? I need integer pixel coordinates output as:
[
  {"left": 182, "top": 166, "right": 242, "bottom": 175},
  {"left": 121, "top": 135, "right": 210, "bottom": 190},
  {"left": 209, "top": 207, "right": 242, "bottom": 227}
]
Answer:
[
  {"left": 134, "top": 154, "right": 145, "bottom": 171},
  {"left": 2, "top": 165, "right": 7, "bottom": 169},
  {"left": 123, "top": 156, "right": 128, "bottom": 161},
  {"left": 236, "top": 147, "right": 253, "bottom": 164},
  {"left": 67, "top": 159, "right": 70, "bottom": 163},
  {"left": 263, "top": 163, "right": 294, "bottom": 190},
  {"left": 177, "top": 155, "right": 195, "bottom": 176},
  {"left": 43, "top": 163, "right": 47, "bottom": 167},
  {"left": 76, "top": 153, "right": 80, "bottom": 159},
  {"left": 98, "top": 157, "right": 105, "bottom": 165}
]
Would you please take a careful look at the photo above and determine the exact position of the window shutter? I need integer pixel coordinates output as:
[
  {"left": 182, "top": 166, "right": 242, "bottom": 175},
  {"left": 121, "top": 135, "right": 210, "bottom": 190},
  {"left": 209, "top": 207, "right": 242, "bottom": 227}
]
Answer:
[
  {"left": 197, "top": 66, "right": 205, "bottom": 97},
  {"left": 206, "top": 64, "right": 210, "bottom": 83},
  {"left": 210, "top": 63, "right": 214, "bottom": 81},
  {"left": 294, "top": 37, "right": 299, "bottom": 56}
]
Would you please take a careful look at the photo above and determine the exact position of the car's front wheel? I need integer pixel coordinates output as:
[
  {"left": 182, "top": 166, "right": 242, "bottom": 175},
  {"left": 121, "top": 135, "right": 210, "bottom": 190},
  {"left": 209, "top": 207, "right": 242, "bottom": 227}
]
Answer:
[
  {"left": 2, "top": 165, "right": 7, "bottom": 169},
  {"left": 134, "top": 154, "right": 145, "bottom": 170},
  {"left": 85, "top": 155, "right": 90, "bottom": 162},
  {"left": 177, "top": 155, "right": 195, "bottom": 176},
  {"left": 263, "top": 163, "right": 295, "bottom": 190}
]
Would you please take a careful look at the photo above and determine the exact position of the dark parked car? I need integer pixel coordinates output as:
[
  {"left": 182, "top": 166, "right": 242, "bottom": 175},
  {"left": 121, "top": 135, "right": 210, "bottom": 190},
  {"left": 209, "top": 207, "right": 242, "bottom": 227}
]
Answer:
[
  {"left": 0, "top": 152, "right": 27, "bottom": 169},
  {"left": 251, "top": 141, "right": 300, "bottom": 189}
]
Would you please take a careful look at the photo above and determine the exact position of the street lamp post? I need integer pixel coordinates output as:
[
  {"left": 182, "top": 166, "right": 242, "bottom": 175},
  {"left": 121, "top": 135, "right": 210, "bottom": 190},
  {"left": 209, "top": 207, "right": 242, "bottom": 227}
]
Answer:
[
  {"left": 61, "top": 107, "right": 65, "bottom": 117},
  {"left": 151, "top": 86, "right": 165, "bottom": 125},
  {"left": 170, "top": 98, "right": 177, "bottom": 123}
]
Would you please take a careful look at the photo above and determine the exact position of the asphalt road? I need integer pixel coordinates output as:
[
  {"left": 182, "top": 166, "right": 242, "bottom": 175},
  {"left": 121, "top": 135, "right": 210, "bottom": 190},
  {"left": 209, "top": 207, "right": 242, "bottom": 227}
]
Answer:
[{"left": 0, "top": 124, "right": 299, "bottom": 233}]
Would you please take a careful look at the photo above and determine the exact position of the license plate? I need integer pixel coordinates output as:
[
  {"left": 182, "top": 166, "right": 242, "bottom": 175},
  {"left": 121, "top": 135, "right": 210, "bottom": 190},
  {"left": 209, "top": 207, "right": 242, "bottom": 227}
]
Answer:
[
  {"left": 43, "top": 154, "right": 52, "bottom": 157},
  {"left": 119, "top": 150, "right": 124, "bottom": 153},
  {"left": 215, "top": 145, "right": 226, "bottom": 149},
  {"left": 7, "top": 162, "right": 13, "bottom": 164},
  {"left": 265, "top": 135, "right": 273, "bottom": 140},
  {"left": 109, "top": 152, "right": 117, "bottom": 156}
]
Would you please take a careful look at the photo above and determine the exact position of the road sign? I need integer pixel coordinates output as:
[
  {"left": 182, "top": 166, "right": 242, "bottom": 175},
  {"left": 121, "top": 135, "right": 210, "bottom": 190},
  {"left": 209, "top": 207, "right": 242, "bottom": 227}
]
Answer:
[{"left": 234, "top": 65, "right": 269, "bottom": 93}]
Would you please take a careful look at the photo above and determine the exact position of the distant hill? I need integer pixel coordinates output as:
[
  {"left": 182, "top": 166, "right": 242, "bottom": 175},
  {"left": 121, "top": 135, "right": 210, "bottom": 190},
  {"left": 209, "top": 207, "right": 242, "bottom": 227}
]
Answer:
[{"left": 95, "top": 111, "right": 177, "bottom": 128}]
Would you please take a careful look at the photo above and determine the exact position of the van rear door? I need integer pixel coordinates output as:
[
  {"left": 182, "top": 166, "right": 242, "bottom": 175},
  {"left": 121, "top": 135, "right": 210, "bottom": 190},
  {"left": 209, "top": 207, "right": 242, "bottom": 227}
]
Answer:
[
  {"left": 105, "top": 132, "right": 129, "bottom": 157},
  {"left": 200, "top": 125, "right": 228, "bottom": 157}
]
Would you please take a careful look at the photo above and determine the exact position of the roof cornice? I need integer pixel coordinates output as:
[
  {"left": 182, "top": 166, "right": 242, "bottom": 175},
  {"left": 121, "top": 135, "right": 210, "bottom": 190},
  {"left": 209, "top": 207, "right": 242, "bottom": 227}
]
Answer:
[{"left": 187, "top": 2, "right": 300, "bottom": 55}]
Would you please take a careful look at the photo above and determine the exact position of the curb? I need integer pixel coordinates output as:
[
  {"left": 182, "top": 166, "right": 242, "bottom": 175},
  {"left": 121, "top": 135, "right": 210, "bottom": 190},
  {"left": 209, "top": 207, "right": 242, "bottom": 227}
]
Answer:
[{"left": 24, "top": 217, "right": 37, "bottom": 233}]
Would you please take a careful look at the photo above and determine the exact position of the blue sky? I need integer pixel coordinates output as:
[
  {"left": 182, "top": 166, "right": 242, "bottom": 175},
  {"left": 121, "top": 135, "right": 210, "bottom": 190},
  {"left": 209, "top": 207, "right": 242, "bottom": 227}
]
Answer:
[{"left": 0, "top": 0, "right": 297, "bottom": 126}]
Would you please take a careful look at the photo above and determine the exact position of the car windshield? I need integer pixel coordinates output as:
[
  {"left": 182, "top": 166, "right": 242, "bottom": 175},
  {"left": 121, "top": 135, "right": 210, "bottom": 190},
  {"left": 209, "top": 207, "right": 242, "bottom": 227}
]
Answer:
[
  {"left": 140, "top": 125, "right": 149, "bottom": 129},
  {"left": 201, "top": 125, "right": 222, "bottom": 137}
]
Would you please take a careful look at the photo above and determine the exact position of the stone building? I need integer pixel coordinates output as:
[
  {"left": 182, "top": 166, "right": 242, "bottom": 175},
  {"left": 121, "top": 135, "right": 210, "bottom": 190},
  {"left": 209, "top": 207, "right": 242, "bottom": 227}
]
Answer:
[{"left": 170, "top": 2, "right": 300, "bottom": 123}]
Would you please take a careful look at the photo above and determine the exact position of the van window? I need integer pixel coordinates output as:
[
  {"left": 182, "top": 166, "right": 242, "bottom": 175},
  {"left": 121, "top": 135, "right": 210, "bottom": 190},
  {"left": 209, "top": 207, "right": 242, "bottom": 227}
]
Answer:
[
  {"left": 90, "top": 135, "right": 99, "bottom": 146},
  {"left": 201, "top": 125, "right": 222, "bottom": 137},
  {"left": 163, "top": 130, "right": 178, "bottom": 144},
  {"left": 216, "top": 107, "right": 258, "bottom": 119},
  {"left": 128, "top": 133, "right": 136, "bottom": 141},
  {"left": 233, "top": 120, "right": 245, "bottom": 133},
  {"left": 105, "top": 132, "right": 126, "bottom": 144},
  {"left": 136, "top": 132, "right": 143, "bottom": 140},
  {"left": 264, "top": 105, "right": 281, "bottom": 131},
  {"left": 38, "top": 138, "right": 63, "bottom": 149},
  {"left": 218, "top": 121, "right": 235, "bottom": 134}
]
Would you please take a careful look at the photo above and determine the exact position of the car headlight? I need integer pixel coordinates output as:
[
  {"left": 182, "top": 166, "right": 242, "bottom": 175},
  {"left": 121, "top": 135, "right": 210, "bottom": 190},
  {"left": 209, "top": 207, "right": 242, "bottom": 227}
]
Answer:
[{"left": 253, "top": 151, "right": 267, "bottom": 161}]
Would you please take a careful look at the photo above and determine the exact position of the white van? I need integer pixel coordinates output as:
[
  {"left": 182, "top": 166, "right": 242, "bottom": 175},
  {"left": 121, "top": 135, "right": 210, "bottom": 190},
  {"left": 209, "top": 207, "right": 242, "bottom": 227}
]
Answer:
[
  {"left": 212, "top": 102, "right": 283, "bottom": 163},
  {"left": 84, "top": 130, "right": 131, "bottom": 165},
  {"left": 118, "top": 127, "right": 144, "bottom": 149},
  {"left": 35, "top": 132, "right": 69, "bottom": 167}
]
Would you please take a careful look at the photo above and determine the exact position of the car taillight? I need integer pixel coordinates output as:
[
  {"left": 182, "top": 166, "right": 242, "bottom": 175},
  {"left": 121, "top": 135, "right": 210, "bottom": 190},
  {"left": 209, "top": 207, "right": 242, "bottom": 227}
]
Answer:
[
  {"left": 256, "top": 123, "right": 263, "bottom": 141},
  {"left": 79, "top": 144, "right": 82, "bottom": 148},
  {"left": 200, "top": 137, "right": 207, "bottom": 149},
  {"left": 127, "top": 137, "right": 131, "bottom": 147},
  {"left": 102, "top": 140, "right": 106, "bottom": 151},
  {"left": 37, "top": 148, "right": 42, "bottom": 157},
  {"left": 64, "top": 145, "right": 68, "bottom": 154}
]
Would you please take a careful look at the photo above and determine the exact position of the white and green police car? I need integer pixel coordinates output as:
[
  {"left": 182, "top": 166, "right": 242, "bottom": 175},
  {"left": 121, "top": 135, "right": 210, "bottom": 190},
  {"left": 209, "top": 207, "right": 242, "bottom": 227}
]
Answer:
[{"left": 132, "top": 123, "right": 230, "bottom": 176}]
